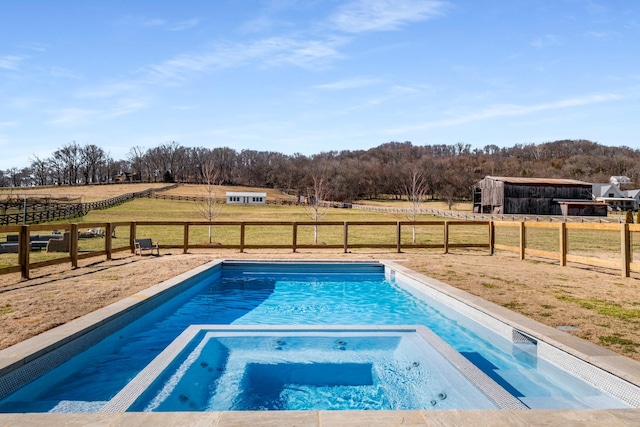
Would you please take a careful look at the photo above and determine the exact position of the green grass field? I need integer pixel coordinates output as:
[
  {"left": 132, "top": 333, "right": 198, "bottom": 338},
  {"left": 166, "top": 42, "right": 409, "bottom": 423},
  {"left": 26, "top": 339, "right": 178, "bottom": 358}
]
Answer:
[{"left": 1, "top": 191, "right": 638, "bottom": 270}]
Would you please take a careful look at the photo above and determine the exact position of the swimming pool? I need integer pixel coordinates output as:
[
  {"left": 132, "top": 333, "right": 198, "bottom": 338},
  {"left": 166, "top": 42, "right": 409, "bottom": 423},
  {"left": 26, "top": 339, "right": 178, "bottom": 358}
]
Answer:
[{"left": 0, "top": 260, "right": 638, "bottom": 412}]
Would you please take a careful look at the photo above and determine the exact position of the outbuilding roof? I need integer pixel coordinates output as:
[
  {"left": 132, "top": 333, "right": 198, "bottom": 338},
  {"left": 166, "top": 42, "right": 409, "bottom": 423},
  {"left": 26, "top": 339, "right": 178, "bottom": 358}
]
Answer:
[
  {"left": 484, "top": 176, "right": 592, "bottom": 186},
  {"left": 225, "top": 192, "right": 267, "bottom": 197}
]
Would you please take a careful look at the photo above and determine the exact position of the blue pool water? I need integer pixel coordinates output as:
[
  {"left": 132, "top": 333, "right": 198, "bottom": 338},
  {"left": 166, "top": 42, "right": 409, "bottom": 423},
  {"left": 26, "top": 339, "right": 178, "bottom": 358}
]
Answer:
[{"left": 0, "top": 262, "right": 630, "bottom": 412}]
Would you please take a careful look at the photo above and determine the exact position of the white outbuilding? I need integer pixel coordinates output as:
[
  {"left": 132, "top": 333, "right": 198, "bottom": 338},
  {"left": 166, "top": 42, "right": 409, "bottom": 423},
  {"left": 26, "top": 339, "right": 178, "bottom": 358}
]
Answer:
[{"left": 226, "top": 191, "right": 267, "bottom": 205}]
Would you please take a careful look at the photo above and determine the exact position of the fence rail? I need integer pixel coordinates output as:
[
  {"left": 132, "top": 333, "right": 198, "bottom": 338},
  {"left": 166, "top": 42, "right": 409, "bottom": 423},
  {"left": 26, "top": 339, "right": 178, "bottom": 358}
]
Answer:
[
  {"left": 350, "top": 203, "right": 624, "bottom": 223},
  {"left": 1, "top": 219, "right": 639, "bottom": 279},
  {"left": 0, "top": 184, "right": 179, "bottom": 226}
]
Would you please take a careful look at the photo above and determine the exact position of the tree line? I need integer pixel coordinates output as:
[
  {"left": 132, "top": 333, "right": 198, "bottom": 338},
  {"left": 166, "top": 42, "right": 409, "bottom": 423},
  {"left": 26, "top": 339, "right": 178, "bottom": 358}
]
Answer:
[{"left": 1, "top": 139, "right": 639, "bottom": 202}]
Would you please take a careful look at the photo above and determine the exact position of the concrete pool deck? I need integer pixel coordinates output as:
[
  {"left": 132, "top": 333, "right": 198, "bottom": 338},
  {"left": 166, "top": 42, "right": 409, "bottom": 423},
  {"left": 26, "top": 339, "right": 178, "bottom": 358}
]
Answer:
[
  {"left": 1, "top": 408, "right": 640, "bottom": 426},
  {"left": 1, "top": 259, "right": 640, "bottom": 425}
]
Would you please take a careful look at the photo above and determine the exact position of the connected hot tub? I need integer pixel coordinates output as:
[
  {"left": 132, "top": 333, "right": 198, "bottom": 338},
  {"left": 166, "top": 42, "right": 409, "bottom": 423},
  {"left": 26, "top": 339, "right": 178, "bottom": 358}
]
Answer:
[{"left": 102, "top": 325, "right": 525, "bottom": 412}]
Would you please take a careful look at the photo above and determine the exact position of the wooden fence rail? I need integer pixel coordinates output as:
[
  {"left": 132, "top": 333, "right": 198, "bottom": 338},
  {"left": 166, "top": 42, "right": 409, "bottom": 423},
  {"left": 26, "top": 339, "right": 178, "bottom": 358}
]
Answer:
[
  {"left": 0, "top": 184, "right": 179, "bottom": 226},
  {"left": 1, "top": 220, "right": 638, "bottom": 279},
  {"left": 350, "top": 203, "right": 625, "bottom": 223}
]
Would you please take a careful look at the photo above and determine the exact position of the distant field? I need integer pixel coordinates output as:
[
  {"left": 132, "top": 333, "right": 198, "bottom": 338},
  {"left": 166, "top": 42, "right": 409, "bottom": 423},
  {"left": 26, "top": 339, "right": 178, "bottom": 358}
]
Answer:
[
  {"left": 0, "top": 183, "right": 170, "bottom": 202},
  {"left": 355, "top": 198, "right": 473, "bottom": 212},
  {"left": 160, "top": 184, "right": 287, "bottom": 199}
]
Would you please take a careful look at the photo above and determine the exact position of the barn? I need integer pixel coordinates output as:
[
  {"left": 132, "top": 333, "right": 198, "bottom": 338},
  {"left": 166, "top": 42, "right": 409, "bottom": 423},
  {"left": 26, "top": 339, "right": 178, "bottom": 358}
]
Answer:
[
  {"left": 473, "top": 176, "right": 606, "bottom": 216},
  {"left": 225, "top": 192, "right": 267, "bottom": 205}
]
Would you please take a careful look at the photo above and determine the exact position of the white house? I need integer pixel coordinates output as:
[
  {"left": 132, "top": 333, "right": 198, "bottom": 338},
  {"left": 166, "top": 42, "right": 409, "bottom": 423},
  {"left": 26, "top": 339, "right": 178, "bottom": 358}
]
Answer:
[
  {"left": 226, "top": 191, "right": 267, "bottom": 205},
  {"left": 592, "top": 183, "right": 635, "bottom": 211},
  {"left": 610, "top": 176, "right": 631, "bottom": 186},
  {"left": 624, "top": 189, "right": 640, "bottom": 211}
]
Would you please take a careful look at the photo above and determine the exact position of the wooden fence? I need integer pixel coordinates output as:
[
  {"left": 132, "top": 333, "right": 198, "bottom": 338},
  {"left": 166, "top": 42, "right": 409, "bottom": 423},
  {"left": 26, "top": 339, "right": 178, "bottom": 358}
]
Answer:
[
  {"left": 351, "top": 202, "right": 625, "bottom": 223},
  {"left": 1, "top": 220, "right": 638, "bottom": 279},
  {"left": 0, "top": 185, "right": 179, "bottom": 226}
]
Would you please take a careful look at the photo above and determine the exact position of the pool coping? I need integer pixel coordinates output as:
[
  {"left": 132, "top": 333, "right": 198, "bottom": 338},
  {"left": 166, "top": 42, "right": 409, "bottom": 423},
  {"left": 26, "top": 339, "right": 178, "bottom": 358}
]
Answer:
[{"left": 0, "top": 258, "right": 639, "bottom": 425}]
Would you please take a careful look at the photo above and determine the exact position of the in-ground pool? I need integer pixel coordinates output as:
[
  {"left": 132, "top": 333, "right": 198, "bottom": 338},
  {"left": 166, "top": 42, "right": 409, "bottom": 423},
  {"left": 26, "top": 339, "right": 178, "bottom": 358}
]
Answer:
[{"left": 0, "top": 260, "right": 638, "bottom": 412}]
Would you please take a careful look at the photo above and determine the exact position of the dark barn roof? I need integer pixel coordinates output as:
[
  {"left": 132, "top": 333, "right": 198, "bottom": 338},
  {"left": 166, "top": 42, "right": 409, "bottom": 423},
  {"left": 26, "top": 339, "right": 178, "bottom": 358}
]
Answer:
[{"left": 484, "top": 176, "right": 592, "bottom": 186}]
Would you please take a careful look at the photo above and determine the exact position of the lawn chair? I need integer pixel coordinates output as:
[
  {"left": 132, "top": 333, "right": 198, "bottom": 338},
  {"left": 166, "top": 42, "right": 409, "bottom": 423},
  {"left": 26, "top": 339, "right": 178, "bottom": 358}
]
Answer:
[{"left": 134, "top": 238, "right": 159, "bottom": 256}]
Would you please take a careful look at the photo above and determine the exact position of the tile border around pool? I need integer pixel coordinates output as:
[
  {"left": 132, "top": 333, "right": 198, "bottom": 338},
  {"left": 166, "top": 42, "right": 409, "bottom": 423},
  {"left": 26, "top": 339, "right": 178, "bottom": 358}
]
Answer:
[{"left": 380, "top": 260, "right": 640, "bottom": 408}]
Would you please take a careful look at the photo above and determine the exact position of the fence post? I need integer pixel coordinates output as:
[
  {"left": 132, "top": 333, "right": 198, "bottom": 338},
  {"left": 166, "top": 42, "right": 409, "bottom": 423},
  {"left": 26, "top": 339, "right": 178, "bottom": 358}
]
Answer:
[
  {"left": 621, "top": 223, "right": 631, "bottom": 277},
  {"left": 240, "top": 223, "right": 245, "bottom": 253},
  {"left": 396, "top": 221, "right": 402, "bottom": 253},
  {"left": 105, "top": 223, "right": 112, "bottom": 260},
  {"left": 519, "top": 221, "right": 525, "bottom": 260},
  {"left": 444, "top": 221, "right": 449, "bottom": 254},
  {"left": 19, "top": 225, "right": 30, "bottom": 279},
  {"left": 559, "top": 222, "right": 567, "bottom": 266},
  {"left": 70, "top": 223, "right": 79, "bottom": 268},
  {"left": 344, "top": 222, "right": 349, "bottom": 253},
  {"left": 489, "top": 221, "right": 495, "bottom": 255},
  {"left": 183, "top": 224, "right": 189, "bottom": 254},
  {"left": 292, "top": 222, "right": 298, "bottom": 253},
  {"left": 130, "top": 222, "right": 136, "bottom": 254}
]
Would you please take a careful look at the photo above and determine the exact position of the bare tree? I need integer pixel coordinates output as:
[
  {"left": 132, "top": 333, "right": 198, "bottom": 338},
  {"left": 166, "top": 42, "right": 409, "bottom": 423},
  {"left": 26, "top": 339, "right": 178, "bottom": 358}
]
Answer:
[
  {"left": 29, "top": 155, "right": 50, "bottom": 186},
  {"left": 79, "top": 144, "right": 106, "bottom": 184},
  {"left": 53, "top": 141, "right": 81, "bottom": 185},
  {"left": 303, "top": 171, "right": 329, "bottom": 244},
  {"left": 195, "top": 160, "right": 223, "bottom": 244},
  {"left": 403, "top": 165, "right": 430, "bottom": 243},
  {"left": 128, "top": 146, "right": 146, "bottom": 182}
]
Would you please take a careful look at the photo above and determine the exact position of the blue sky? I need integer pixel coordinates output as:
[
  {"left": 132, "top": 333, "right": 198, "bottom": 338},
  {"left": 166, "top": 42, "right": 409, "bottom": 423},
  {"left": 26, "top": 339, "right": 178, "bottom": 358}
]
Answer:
[{"left": 1, "top": 0, "right": 639, "bottom": 170}]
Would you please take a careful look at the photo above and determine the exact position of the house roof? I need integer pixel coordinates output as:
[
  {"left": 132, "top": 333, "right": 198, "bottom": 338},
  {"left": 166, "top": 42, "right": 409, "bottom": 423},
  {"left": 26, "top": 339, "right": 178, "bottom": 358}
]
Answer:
[
  {"left": 592, "top": 183, "right": 626, "bottom": 198},
  {"left": 625, "top": 189, "right": 640, "bottom": 199},
  {"left": 484, "top": 176, "right": 592, "bottom": 186},
  {"left": 226, "top": 192, "right": 267, "bottom": 197}
]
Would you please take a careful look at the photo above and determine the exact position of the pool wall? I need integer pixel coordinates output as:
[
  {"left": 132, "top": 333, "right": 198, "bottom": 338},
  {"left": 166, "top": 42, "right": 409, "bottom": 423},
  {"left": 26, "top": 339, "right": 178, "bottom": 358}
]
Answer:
[{"left": 381, "top": 260, "right": 640, "bottom": 408}]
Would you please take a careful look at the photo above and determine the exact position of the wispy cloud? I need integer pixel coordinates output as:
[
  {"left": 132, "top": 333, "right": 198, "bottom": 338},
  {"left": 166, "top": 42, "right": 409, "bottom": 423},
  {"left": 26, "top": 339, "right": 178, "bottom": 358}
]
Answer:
[
  {"left": 142, "top": 18, "right": 165, "bottom": 28},
  {"left": 330, "top": 0, "right": 448, "bottom": 33},
  {"left": 46, "top": 108, "right": 99, "bottom": 125},
  {"left": 47, "top": 97, "right": 147, "bottom": 125},
  {"left": 531, "top": 34, "right": 560, "bottom": 48},
  {"left": 168, "top": 19, "right": 200, "bottom": 31},
  {"left": 390, "top": 93, "right": 622, "bottom": 132},
  {"left": 313, "top": 77, "right": 382, "bottom": 90},
  {"left": 119, "top": 16, "right": 199, "bottom": 32},
  {"left": 76, "top": 82, "right": 141, "bottom": 99},
  {"left": 585, "top": 30, "right": 618, "bottom": 40},
  {"left": 43, "top": 66, "right": 81, "bottom": 79},
  {"left": 19, "top": 42, "right": 47, "bottom": 52},
  {"left": 140, "top": 36, "right": 346, "bottom": 83},
  {"left": 240, "top": 16, "right": 277, "bottom": 33},
  {"left": 0, "top": 55, "right": 27, "bottom": 70},
  {"left": 103, "top": 98, "right": 147, "bottom": 119}
]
